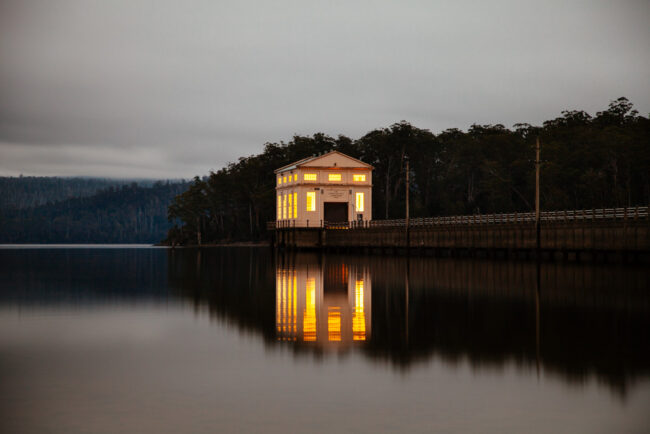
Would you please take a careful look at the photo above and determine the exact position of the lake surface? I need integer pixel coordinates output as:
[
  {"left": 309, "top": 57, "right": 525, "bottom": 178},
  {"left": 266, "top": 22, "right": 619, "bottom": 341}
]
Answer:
[{"left": 1, "top": 246, "right": 649, "bottom": 433}]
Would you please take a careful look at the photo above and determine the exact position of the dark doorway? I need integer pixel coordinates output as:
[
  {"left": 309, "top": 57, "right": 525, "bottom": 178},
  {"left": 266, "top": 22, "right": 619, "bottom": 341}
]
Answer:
[{"left": 324, "top": 202, "right": 348, "bottom": 222}]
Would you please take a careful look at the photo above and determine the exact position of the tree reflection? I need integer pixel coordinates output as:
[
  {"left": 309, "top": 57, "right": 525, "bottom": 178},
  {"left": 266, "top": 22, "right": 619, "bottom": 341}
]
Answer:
[{"left": 168, "top": 248, "right": 650, "bottom": 397}]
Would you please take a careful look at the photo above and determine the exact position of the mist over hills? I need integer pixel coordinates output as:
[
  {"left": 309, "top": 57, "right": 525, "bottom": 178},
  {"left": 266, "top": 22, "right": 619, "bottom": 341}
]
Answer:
[
  {"left": 0, "top": 176, "right": 183, "bottom": 210},
  {"left": 0, "top": 178, "right": 189, "bottom": 243}
]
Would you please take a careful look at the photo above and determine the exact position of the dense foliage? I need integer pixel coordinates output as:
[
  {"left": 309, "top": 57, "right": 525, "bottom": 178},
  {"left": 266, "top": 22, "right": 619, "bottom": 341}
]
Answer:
[
  {"left": 0, "top": 176, "right": 164, "bottom": 209},
  {"left": 0, "top": 181, "right": 189, "bottom": 243},
  {"left": 167, "top": 98, "right": 649, "bottom": 245}
]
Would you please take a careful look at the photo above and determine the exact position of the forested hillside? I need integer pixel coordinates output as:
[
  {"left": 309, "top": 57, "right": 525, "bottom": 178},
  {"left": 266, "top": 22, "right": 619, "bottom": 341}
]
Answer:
[
  {"left": 0, "top": 182, "right": 189, "bottom": 243},
  {"left": 167, "top": 98, "right": 649, "bottom": 245},
  {"left": 0, "top": 177, "right": 166, "bottom": 209}
]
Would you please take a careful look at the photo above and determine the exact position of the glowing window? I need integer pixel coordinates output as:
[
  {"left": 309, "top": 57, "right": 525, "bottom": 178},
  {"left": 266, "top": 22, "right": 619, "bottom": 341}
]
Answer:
[
  {"left": 277, "top": 195, "right": 281, "bottom": 220},
  {"left": 306, "top": 192, "right": 316, "bottom": 211},
  {"left": 288, "top": 193, "right": 292, "bottom": 219},
  {"left": 304, "top": 173, "right": 317, "bottom": 181},
  {"left": 278, "top": 177, "right": 282, "bottom": 185},
  {"left": 355, "top": 192, "right": 364, "bottom": 212},
  {"left": 328, "top": 173, "right": 341, "bottom": 181},
  {"left": 353, "top": 174, "right": 366, "bottom": 182},
  {"left": 293, "top": 192, "right": 297, "bottom": 218},
  {"left": 282, "top": 194, "right": 287, "bottom": 219},
  {"left": 294, "top": 174, "right": 297, "bottom": 182}
]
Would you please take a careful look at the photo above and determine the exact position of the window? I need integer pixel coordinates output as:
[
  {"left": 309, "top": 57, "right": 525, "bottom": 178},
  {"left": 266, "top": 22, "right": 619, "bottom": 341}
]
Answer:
[
  {"left": 304, "top": 173, "right": 317, "bottom": 181},
  {"left": 353, "top": 174, "right": 366, "bottom": 182},
  {"left": 278, "top": 177, "right": 282, "bottom": 185},
  {"left": 288, "top": 193, "right": 292, "bottom": 219},
  {"left": 294, "top": 174, "right": 297, "bottom": 182},
  {"left": 355, "top": 192, "right": 364, "bottom": 212},
  {"left": 293, "top": 192, "right": 297, "bottom": 218},
  {"left": 277, "top": 195, "right": 281, "bottom": 220},
  {"left": 282, "top": 176, "right": 287, "bottom": 184},
  {"left": 328, "top": 173, "right": 341, "bottom": 181},
  {"left": 306, "top": 192, "right": 316, "bottom": 211},
  {"left": 282, "top": 194, "right": 287, "bottom": 219}
]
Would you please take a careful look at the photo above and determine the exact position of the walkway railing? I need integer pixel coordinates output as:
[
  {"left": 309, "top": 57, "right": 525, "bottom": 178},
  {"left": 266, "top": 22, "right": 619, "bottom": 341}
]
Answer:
[{"left": 268, "top": 206, "right": 649, "bottom": 230}]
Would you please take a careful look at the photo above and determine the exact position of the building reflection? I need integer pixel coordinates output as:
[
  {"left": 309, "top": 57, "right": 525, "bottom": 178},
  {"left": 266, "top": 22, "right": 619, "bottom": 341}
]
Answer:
[
  {"left": 168, "top": 247, "right": 650, "bottom": 397},
  {"left": 276, "top": 260, "right": 371, "bottom": 347}
]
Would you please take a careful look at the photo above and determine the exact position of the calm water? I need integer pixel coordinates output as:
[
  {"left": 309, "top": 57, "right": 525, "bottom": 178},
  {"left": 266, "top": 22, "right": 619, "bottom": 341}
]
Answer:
[{"left": 1, "top": 247, "right": 649, "bottom": 433}]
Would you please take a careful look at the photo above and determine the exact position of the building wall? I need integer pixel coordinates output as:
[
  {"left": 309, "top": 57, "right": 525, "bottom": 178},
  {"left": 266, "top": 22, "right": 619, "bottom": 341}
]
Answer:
[{"left": 275, "top": 159, "right": 372, "bottom": 226}]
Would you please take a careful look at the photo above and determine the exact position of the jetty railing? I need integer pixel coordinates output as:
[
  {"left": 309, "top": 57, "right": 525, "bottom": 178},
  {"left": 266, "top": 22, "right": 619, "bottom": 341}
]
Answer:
[{"left": 268, "top": 206, "right": 649, "bottom": 230}]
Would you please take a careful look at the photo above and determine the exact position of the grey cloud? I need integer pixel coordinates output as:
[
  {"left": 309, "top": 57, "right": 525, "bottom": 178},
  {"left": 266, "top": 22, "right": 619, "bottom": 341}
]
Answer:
[{"left": 1, "top": 0, "right": 649, "bottom": 178}]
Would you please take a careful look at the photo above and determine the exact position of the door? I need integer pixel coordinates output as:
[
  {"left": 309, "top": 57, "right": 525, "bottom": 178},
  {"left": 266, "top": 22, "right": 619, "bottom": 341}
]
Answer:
[{"left": 324, "top": 202, "right": 348, "bottom": 222}]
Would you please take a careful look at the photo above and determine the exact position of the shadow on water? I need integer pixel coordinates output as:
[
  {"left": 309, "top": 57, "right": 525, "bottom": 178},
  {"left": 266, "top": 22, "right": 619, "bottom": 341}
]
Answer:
[
  {"left": 168, "top": 247, "right": 650, "bottom": 398},
  {"left": 0, "top": 248, "right": 171, "bottom": 304}
]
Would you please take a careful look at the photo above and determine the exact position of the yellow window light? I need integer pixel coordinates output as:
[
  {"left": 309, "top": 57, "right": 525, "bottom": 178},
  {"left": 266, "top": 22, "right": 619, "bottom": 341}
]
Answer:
[
  {"left": 293, "top": 192, "right": 297, "bottom": 218},
  {"left": 353, "top": 174, "right": 366, "bottom": 182},
  {"left": 294, "top": 174, "right": 297, "bottom": 182},
  {"left": 283, "top": 176, "right": 287, "bottom": 184},
  {"left": 328, "top": 173, "right": 341, "bottom": 181},
  {"left": 288, "top": 193, "right": 292, "bottom": 218},
  {"left": 282, "top": 194, "right": 287, "bottom": 219},
  {"left": 304, "top": 173, "right": 317, "bottom": 181},
  {"left": 356, "top": 192, "right": 364, "bottom": 212},
  {"left": 277, "top": 195, "right": 282, "bottom": 220},
  {"left": 306, "top": 192, "right": 316, "bottom": 211}
]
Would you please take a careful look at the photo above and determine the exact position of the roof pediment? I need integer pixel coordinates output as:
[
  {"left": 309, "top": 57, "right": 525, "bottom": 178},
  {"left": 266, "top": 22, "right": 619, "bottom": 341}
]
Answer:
[{"left": 275, "top": 151, "right": 373, "bottom": 173}]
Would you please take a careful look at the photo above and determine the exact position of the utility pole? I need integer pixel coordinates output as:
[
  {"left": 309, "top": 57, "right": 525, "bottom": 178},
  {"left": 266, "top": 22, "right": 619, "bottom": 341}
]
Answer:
[
  {"left": 535, "top": 137, "right": 541, "bottom": 253},
  {"left": 405, "top": 158, "right": 410, "bottom": 229}
]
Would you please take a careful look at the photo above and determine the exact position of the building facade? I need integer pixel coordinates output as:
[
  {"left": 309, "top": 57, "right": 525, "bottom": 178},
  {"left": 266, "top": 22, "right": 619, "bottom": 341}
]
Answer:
[{"left": 274, "top": 151, "right": 373, "bottom": 226}]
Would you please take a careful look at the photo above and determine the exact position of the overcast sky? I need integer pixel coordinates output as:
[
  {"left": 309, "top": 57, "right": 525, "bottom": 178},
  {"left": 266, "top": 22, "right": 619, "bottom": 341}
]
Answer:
[{"left": 1, "top": 0, "right": 648, "bottom": 179}]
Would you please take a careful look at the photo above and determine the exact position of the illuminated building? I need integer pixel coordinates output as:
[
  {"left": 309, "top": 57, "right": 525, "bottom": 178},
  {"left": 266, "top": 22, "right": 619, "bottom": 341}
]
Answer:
[{"left": 274, "top": 151, "right": 373, "bottom": 225}]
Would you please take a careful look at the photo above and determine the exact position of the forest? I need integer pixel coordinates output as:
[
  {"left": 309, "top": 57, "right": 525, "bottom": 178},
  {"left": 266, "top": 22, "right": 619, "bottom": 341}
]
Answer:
[
  {"left": 167, "top": 98, "right": 649, "bottom": 245},
  {"left": 0, "top": 176, "right": 165, "bottom": 209},
  {"left": 0, "top": 181, "right": 189, "bottom": 243}
]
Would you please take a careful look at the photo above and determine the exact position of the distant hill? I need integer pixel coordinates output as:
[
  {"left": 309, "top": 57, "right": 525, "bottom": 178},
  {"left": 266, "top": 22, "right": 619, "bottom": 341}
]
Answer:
[
  {"left": 0, "top": 181, "right": 189, "bottom": 243},
  {"left": 0, "top": 176, "right": 179, "bottom": 210}
]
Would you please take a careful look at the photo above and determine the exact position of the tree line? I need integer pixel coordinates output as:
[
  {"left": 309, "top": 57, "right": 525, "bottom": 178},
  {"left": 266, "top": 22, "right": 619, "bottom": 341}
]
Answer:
[
  {"left": 0, "top": 181, "right": 189, "bottom": 243},
  {"left": 167, "top": 98, "right": 649, "bottom": 245},
  {"left": 0, "top": 176, "right": 168, "bottom": 210}
]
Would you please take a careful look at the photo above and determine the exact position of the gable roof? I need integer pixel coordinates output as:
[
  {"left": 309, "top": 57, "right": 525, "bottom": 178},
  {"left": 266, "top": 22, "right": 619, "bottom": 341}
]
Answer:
[{"left": 274, "top": 151, "right": 373, "bottom": 173}]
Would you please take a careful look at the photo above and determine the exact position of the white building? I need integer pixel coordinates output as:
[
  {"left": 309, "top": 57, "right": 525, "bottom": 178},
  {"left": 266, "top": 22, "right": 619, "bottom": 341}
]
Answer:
[{"left": 274, "top": 151, "right": 373, "bottom": 226}]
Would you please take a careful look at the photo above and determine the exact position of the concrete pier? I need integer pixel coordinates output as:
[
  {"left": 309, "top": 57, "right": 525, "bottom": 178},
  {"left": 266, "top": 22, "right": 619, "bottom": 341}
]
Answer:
[{"left": 270, "top": 207, "right": 650, "bottom": 261}]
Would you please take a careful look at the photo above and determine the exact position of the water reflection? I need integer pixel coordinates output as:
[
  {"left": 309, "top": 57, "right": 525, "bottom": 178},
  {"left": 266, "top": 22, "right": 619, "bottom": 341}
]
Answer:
[
  {"left": 3, "top": 247, "right": 649, "bottom": 432},
  {"left": 168, "top": 248, "right": 650, "bottom": 397},
  {"left": 275, "top": 259, "right": 371, "bottom": 346}
]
